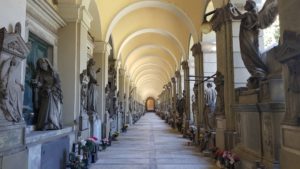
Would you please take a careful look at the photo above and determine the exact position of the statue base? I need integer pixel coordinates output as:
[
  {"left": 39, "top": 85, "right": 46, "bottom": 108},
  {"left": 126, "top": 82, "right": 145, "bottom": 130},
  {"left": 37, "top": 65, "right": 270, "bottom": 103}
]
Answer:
[
  {"left": 280, "top": 125, "right": 300, "bottom": 169},
  {"left": 233, "top": 103, "right": 284, "bottom": 169},
  {"left": 88, "top": 114, "right": 101, "bottom": 139},
  {"left": 260, "top": 76, "right": 285, "bottom": 102},
  {"left": 216, "top": 116, "right": 226, "bottom": 149},
  {"left": 79, "top": 114, "right": 89, "bottom": 131},
  {"left": 237, "top": 89, "right": 260, "bottom": 104},
  {"left": 0, "top": 118, "right": 26, "bottom": 169}
]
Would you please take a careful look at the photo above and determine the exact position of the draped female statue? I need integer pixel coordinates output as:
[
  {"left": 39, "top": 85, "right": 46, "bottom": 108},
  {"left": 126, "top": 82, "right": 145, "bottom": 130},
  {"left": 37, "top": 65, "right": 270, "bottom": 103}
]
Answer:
[
  {"left": 33, "top": 58, "right": 63, "bottom": 130},
  {"left": 0, "top": 57, "right": 24, "bottom": 122},
  {"left": 87, "top": 58, "right": 100, "bottom": 114}
]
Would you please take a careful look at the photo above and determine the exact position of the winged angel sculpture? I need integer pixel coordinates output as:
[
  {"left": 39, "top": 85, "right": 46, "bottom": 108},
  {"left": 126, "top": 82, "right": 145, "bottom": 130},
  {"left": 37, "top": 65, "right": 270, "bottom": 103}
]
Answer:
[{"left": 207, "top": 0, "right": 278, "bottom": 89}]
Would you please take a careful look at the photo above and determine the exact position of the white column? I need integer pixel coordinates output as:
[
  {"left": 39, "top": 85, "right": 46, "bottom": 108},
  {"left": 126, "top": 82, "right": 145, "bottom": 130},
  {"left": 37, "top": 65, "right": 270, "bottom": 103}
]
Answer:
[
  {"left": 94, "top": 41, "right": 111, "bottom": 138},
  {"left": 57, "top": 1, "right": 92, "bottom": 127},
  {"left": 119, "top": 68, "right": 126, "bottom": 129}
]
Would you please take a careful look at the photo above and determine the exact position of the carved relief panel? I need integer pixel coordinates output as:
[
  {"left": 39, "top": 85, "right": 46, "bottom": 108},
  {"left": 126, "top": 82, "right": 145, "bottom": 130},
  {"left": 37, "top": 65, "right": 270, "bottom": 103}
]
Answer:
[{"left": 0, "top": 23, "right": 30, "bottom": 123}]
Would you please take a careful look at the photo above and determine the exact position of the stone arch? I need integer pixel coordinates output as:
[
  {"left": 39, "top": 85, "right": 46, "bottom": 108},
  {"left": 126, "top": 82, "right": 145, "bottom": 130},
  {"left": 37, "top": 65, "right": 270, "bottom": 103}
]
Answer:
[
  {"left": 124, "top": 44, "right": 178, "bottom": 69},
  {"left": 89, "top": 0, "right": 102, "bottom": 40},
  {"left": 145, "top": 97, "right": 156, "bottom": 112},
  {"left": 117, "top": 28, "right": 186, "bottom": 61},
  {"left": 105, "top": 0, "right": 198, "bottom": 42}
]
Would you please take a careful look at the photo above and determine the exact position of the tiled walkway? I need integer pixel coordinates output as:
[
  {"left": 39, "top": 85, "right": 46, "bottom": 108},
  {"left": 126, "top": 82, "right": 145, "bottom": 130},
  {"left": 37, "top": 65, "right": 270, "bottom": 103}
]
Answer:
[{"left": 90, "top": 113, "right": 218, "bottom": 169}]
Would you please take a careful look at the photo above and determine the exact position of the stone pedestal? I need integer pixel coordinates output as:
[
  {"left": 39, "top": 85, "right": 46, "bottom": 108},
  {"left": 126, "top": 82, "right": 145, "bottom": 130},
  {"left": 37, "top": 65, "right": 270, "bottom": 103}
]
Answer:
[
  {"left": 238, "top": 90, "right": 259, "bottom": 104},
  {"left": 0, "top": 123, "right": 27, "bottom": 169},
  {"left": 79, "top": 114, "right": 89, "bottom": 131},
  {"left": 233, "top": 103, "right": 284, "bottom": 169},
  {"left": 280, "top": 125, "right": 300, "bottom": 169},
  {"left": 260, "top": 77, "right": 285, "bottom": 102},
  {"left": 118, "top": 112, "right": 122, "bottom": 132},
  {"left": 89, "top": 114, "right": 101, "bottom": 139},
  {"left": 26, "top": 127, "right": 74, "bottom": 169},
  {"left": 216, "top": 117, "right": 226, "bottom": 149}
]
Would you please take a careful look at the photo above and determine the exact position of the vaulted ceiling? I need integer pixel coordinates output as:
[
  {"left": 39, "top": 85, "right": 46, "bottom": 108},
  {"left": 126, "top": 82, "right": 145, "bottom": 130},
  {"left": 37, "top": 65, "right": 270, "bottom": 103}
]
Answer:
[{"left": 92, "top": 0, "right": 217, "bottom": 100}]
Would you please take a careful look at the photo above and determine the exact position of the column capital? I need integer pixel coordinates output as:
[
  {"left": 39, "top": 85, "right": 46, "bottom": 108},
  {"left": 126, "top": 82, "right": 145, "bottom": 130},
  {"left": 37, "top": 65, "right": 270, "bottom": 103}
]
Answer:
[
  {"left": 58, "top": 2, "right": 93, "bottom": 30},
  {"left": 175, "top": 70, "right": 181, "bottom": 78},
  {"left": 119, "top": 68, "right": 126, "bottom": 76},
  {"left": 171, "top": 77, "right": 176, "bottom": 84},
  {"left": 94, "top": 41, "right": 112, "bottom": 55},
  {"left": 191, "top": 42, "right": 202, "bottom": 57},
  {"left": 181, "top": 60, "right": 189, "bottom": 70}
]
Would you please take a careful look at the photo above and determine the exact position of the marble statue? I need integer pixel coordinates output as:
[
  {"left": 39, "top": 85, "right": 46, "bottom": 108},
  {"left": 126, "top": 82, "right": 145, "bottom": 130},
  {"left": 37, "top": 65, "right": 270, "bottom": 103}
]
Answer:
[
  {"left": 177, "top": 91, "right": 185, "bottom": 118},
  {"left": 0, "top": 57, "right": 24, "bottom": 122},
  {"left": 192, "top": 83, "right": 198, "bottom": 124},
  {"left": 214, "top": 71, "right": 225, "bottom": 115},
  {"left": 207, "top": 0, "right": 278, "bottom": 89},
  {"left": 228, "top": 0, "right": 278, "bottom": 88},
  {"left": 87, "top": 58, "right": 100, "bottom": 114},
  {"left": 106, "top": 59, "right": 117, "bottom": 117},
  {"left": 33, "top": 58, "right": 63, "bottom": 130},
  {"left": 205, "top": 83, "right": 217, "bottom": 113},
  {"left": 0, "top": 24, "right": 30, "bottom": 123},
  {"left": 204, "top": 82, "right": 217, "bottom": 129},
  {"left": 80, "top": 70, "right": 89, "bottom": 115}
]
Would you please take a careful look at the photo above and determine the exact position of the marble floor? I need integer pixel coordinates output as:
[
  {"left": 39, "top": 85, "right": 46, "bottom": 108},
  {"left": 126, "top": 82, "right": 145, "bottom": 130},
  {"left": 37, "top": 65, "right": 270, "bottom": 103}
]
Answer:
[{"left": 90, "top": 113, "right": 218, "bottom": 169}]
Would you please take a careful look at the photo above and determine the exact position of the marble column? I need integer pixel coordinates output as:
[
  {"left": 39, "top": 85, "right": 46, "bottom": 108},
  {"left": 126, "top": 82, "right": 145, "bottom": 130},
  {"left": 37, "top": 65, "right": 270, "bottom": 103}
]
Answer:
[
  {"left": 191, "top": 42, "right": 204, "bottom": 143},
  {"left": 118, "top": 68, "right": 126, "bottom": 131},
  {"left": 57, "top": 2, "right": 92, "bottom": 127},
  {"left": 93, "top": 41, "right": 111, "bottom": 139},
  {"left": 182, "top": 61, "right": 191, "bottom": 135},
  {"left": 209, "top": 0, "right": 236, "bottom": 149},
  {"left": 175, "top": 71, "right": 182, "bottom": 96},
  {"left": 168, "top": 82, "right": 172, "bottom": 113},
  {"left": 124, "top": 74, "right": 130, "bottom": 124},
  {"left": 172, "top": 77, "right": 177, "bottom": 127}
]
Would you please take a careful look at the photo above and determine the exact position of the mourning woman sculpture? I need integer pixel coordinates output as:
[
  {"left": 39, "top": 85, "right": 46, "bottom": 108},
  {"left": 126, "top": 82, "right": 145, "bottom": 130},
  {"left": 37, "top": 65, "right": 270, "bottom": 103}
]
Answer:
[
  {"left": 87, "top": 58, "right": 100, "bottom": 114},
  {"left": 228, "top": 0, "right": 278, "bottom": 88},
  {"left": 0, "top": 57, "right": 24, "bottom": 122},
  {"left": 33, "top": 58, "right": 63, "bottom": 130}
]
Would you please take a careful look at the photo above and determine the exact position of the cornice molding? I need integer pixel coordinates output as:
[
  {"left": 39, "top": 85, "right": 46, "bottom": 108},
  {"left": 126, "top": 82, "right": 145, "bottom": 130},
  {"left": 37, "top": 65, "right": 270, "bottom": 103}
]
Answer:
[{"left": 26, "top": 0, "right": 66, "bottom": 33}]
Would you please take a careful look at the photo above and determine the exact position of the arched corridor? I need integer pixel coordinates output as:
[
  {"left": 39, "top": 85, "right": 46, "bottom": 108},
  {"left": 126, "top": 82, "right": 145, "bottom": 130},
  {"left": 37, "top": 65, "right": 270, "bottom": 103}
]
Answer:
[
  {"left": 90, "top": 113, "right": 217, "bottom": 169},
  {"left": 0, "top": 0, "right": 300, "bottom": 169}
]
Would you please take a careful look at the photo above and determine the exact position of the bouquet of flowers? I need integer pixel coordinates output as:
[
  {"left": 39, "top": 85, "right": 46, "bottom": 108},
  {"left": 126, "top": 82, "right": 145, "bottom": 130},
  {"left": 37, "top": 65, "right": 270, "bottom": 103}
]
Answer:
[
  {"left": 214, "top": 149, "right": 240, "bottom": 169},
  {"left": 66, "top": 152, "right": 87, "bottom": 169},
  {"left": 101, "top": 138, "right": 111, "bottom": 150}
]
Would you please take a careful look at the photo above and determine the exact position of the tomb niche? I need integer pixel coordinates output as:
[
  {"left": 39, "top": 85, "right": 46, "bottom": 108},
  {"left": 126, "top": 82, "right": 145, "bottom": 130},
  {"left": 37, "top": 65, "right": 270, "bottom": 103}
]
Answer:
[{"left": 0, "top": 23, "right": 30, "bottom": 166}]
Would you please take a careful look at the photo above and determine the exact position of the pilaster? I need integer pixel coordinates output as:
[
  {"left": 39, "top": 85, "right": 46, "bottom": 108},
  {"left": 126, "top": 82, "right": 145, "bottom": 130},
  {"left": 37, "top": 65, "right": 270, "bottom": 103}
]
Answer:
[
  {"left": 57, "top": 1, "right": 93, "bottom": 127},
  {"left": 182, "top": 60, "right": 191, "bottom": 135},
  {"left": 191, "top": 42, "right": 204, "bottom": 143}
]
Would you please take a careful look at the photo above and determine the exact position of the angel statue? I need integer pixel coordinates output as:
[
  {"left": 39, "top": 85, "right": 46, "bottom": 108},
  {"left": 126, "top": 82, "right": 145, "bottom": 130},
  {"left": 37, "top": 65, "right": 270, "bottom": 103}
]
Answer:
[
  {"left": 229, "top": 0, "right": 278, "bottom": 88},
  {"left": 206, "top": 0, "right": 278, "bottom": 89}
]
